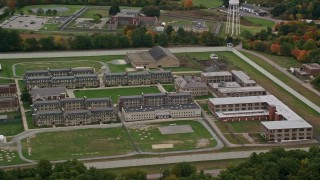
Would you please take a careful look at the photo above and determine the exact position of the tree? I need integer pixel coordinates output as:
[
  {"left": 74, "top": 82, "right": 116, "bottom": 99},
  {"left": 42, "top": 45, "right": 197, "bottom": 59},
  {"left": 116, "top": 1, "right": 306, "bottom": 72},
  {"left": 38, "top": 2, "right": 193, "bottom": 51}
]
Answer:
[
  {"left": 271, "top": 4, "right": 287, "bottom": 17},
  {"left": 37, "top": 8, "right": 44, "bottom": 15},
  {"left": 7, "top": 0, "right": 16, "bottom": 10},
  {"left": 175, "top": 27, "right": 185, "bottom": 44},
  {"left": 52, "top": 9, "right": 57, "bottom": 15},
  {"left": 46, "top": 9, "right": 52, "bottom": 16},
  {"left": 36, "top": 160, "right": 52, "bottom": 179},
  {"left": 25, "top": 38, "right": 39, "bottom": 51},
  {"left": 270, "top": 43, "right": 280, "bottom": 55},
  {"left": 183, "top": 0, "right": 193, "bottom": 8},
  {"left": 93, "top": 13, "right": 102, "bottom": 23},
  {"left": 279, "top": 43, "right": 292, "bottom": 56},
  {"left": 0, "top": 29, "right": 22, "bottom": 52},
  {"left": 165, "top": 25, "right": 174, "bottom": 37},
  {"left": 39, "top": 37, "right": 56, "bottom": 50},
  {"left": 109, "top": 5, "right": 120, "bottom": 15},
  {"left": 142, "top": 5, "right": 160, "bottom": 17},
  {"left": 303, "top": 39, "right": 317, "bottom": 51},
  {"left": 71, "top": 35, "right": 92, "bottom": 50},
  {"left": 120, "top": 169, "right": 147, "bottom": 180},
  {"left": 158, "top": 33, "right": 169, "bottom": 47},
  {"left": 143, "top": 33, "right": 154, "bottom": 47},
  {"left": 20, "top": 87, "right": 32, "bottom": 104},
  {"left": 171, "top": 162, "right": 196, "bottom": 177}
]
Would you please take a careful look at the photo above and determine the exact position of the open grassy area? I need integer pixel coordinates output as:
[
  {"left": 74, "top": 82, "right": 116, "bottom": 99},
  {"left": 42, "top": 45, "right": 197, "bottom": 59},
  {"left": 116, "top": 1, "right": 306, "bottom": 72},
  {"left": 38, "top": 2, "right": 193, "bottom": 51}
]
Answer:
[
  {"left": 241, "top": 51, "right": 320, "bottom": 107},
  {"left": 191, "top": 0, "right": 223, "bottom": 7},
  {"left": 224, "top": 133, "right": 251, "bottom": 144},
  {"left": 213, "top": 51, "right": 320, "bottom": 133},
  {"left": 215, "top": 121, "right": 261, "bottom": 133},
  {"left": 197, "top": 100, "right": 212, "bottom": 114},
  {"left": 0, "top": 150, "right": 24, "bottom": 166},
  {"left": 176, "top": 52, "right": 211, "bottom": 61},
  {"left": 243, "top": 17, "right": 275, "bottom": 27},
  {"left": 0, "top": 112, "right": 24, "bottom": 136},
  {"left": 80, "top": 7, "right": 110, "bottom": 18},
  {"left": 162, "top": 84, "right": 176, "bottom": 92},
  {"left": 128, "top": 120, "right": 217, "bottom": 152},
  {"left": 253, "top": 51, "right": 301, "bottom": 68},
  {"left": 101, "top": 158, "right": 246, "bottom": 175},
  {"left": 15, "top": 60, "right": 103, "bottom": 76},
  {"left": 108, "top": 63, "right": 132, "bottom": 73},
  {"left": 74, "top": 86, "right": 160, "bottom": 103},
  {"left": 22, "top": 127, "right": 134, "bottom": 160},
  {"left": 194, "top": 94, "right": 214, "bottom": 100},
  {"left": 0, "top": 55, "right": 124, "bottom": 77},
  {"left": 41, "top": 23, "right": 60, "bottom": 31},
  {"left": 22, "top": 4, "right": 84, "bottom": 16},
  {"left": 0, "top": 78, "right": 14, "bottom": 84}
]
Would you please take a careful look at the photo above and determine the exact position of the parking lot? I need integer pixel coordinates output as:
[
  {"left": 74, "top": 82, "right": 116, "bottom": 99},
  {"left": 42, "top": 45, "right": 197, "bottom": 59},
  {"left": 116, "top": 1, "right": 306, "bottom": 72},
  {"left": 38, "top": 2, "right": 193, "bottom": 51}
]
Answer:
[{"left": 1, "top": 15, "right": 48, "bottom": 30}]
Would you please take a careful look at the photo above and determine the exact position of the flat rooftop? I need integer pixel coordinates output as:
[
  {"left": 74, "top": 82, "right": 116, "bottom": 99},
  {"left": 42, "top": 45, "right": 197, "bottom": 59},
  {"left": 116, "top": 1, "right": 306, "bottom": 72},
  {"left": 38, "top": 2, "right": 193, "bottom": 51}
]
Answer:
[
  {"left": 217, "top": 86, "right": 266, "bottom": 93},
  {"left": 231, "top": 70, "right": 256, "bottom": 84},
  {"left": 261, "top": 121, "right": 312, "bottom": 130},
  {"left": 201, "top": 71, "right": 232, "bottom": 77},
  {"left": 123, "top": 103, "right": 200, "bottom": 113},
  {"left": 209, "top": 82, "right": 241, "bottom": 89}
]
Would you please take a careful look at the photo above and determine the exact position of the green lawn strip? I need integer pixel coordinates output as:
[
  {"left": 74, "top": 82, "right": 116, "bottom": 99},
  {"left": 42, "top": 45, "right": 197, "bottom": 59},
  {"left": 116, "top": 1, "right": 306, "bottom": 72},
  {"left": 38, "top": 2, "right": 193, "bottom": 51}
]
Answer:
[
  {"left": 249, "top": 133, "right": 268, "bottom": 143},
  {"left": 80, "top": 7, "right": 110, "bottom": 18},
  {"left": 214, "top": 121, "right": 261, "bottom": 133},
  {"left": 0, "top": 119, "right": 24, "bottom": 136},
  {"left": 176, "top": 52, "right": 212, "bottom": 61},
  {"left": 194, "top": 94, "right": 214, "bottom": 100},
  {"left": 22, "top": 4, "right": 84, "bottom": 16},
  {"left": 108, "top": 63, "right": 132, "bottom": 73},
  {"left": 253, "top": 51, "right": 301, "bottom": 68},
  {"left": 0, "top": 55, "right": 124, "bottom": 77},
  {"left": 0, "top": 150, "right": 25, "bottom": 166},
  {"left": 197, "top": 100, "right": 212, "bottom": 114},
  {"left": 129, "top": 120, "right": 217, "bottom": 152},
  {"left": 223, "top": 133, "right": 250, "bottom": 144},
  {"left": 74, "top": 86, "right": 160, "bottom": 103},
  {"left": 162, "top": 84, "right": 176, "bottom": 92},
  {"left": 15, "top": 61, "right": 103, "bottom": 76},
  {"left": 241, "top": 51, "right": 320, "bottom": 107},
  {"left": 178, "top": 0, "right": 222, "bottom": 7},
  {"left": 41, "top": 23, "right": 60, "bottom": 31},
  {"left": 0, "top": 78, "right": 14, "bottom": 84},
  {"left": 240, "top": 24, "right": 266, "bottom": 34},
  {"left": 243, "top": 17, "right": 275, "bottom": 27},
  {"left": 214, "top": 51, "right": 320, "bottom": 133},
  {"left": 25, "top": 111, "right": 36, "bottom": 129},
  {"left": 21, "top": 128, "right": 134, "bottom": 161},
  {"left": 100, "top": 158, "right": 246, "bottom": 175}
]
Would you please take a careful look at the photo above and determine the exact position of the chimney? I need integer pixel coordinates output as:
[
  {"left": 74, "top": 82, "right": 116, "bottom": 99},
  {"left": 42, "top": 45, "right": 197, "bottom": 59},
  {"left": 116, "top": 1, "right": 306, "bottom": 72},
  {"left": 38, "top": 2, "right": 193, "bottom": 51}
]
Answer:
[{"left": 268, "top": 104, "right": 276, "bottom": 121}]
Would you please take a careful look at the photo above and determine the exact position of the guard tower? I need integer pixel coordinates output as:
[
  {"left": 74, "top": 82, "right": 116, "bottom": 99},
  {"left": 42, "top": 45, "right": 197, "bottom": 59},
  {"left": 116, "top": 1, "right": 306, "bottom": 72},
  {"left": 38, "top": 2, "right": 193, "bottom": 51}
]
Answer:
[{"left": 226, "top": 0, "right": 240, "bottom": 36}]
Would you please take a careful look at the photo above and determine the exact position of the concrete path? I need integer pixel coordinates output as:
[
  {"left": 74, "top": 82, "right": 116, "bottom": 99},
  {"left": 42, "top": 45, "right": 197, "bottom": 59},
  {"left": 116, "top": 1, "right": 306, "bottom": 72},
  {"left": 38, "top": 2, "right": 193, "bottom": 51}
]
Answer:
[
  {"left": 238, "top": 48, "right": 320, "bottom": 97},
  {"left": 14, "top": 79, "right": 28, "bottom": 131},
  {"left": 231, "top": 49, "right": 320, "bottom": 114}
]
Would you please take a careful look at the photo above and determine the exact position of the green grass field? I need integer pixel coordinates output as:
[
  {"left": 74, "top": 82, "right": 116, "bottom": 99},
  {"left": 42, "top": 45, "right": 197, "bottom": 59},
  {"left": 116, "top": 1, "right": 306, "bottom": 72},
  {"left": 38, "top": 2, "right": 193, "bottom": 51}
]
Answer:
[
  {"left": 128, "top": 120, "right": 217, "bottom": 152},
  {"left": 224, "top": 133, "right": 250, "bottom": 144},
  {"left": 0, "top": 78, "right": 14, "bottom": 84},
  {"left": 244, "top": 17, "right": 275, "bottom": 27},
  {"left": 74, "top": 86, "right": 160, "bottom": 103},
  {"left": 162, "top": 84, "right": 176, "bottom": 92},
  {"left": 214, "top": 51, "right": 320, "bottom": 133},
  {"left": 252, "top": 51, "right": 301, "bottom": 68},
  {"left": 198, "top": 100, "right": 212, "bottom": 114},
  {"left": 0, "top": 120, "right": 24, "bottom": 136},
  {"left": 22, "top": 4, "right": 84, "bottom": 16},
  {"left": 41, "top": 23, "right": 60, "bottom": 31},
  {"left": 80, "top": 7, "right": 110, "bottom": 18},
  {"left": 176, "top": 52, "right": 212, "bottom": 61},
  {"left": 0, "top": 150, "right": 24, "bottom": 166},
  {"left": 22, "top": 128, "right": 134, "bottom": 160},
  {"left": 0, "top": 55, "right": 124, "bottom": 77},
  {"left": 108, "top": 63, "right": 132, "bottom": 73},
  {"left": 15, "top": 60, "right": 103, "bottom": 76},
  {"left": 215, "top": 121, "right": 261, "bottom": 133},
  {"left": 180, "top": 0, "right": 223, "bottom": 8}
]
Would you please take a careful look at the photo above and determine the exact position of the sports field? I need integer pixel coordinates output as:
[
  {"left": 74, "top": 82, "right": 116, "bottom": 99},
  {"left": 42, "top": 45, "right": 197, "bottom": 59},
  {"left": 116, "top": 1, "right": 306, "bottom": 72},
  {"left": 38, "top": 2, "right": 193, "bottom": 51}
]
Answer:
[
  {"left": 129, "top": 120, "right": 217, "bottom": 152},
  {"left": 74, "top": 86, "right": 160, "bottom": 103},
  {"left": 21, "top": 128, "right": 134, "bottom": 160}
]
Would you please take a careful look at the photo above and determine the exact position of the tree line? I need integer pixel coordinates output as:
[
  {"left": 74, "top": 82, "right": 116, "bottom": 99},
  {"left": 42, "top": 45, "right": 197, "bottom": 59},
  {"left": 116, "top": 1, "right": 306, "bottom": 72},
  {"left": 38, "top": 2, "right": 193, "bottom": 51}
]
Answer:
[
  {"left": 242, "top": 21, "right": 320, "bottom": 63},
  {"left": 0, "top": 26, "right": 230, "bottom": 52}
]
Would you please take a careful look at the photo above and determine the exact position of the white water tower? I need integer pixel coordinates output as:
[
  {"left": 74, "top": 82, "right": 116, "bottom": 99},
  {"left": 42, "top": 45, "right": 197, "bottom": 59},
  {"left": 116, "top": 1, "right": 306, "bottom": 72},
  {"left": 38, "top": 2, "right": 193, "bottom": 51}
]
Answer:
[{"left": 226, "top": 0, "right": 240, "bottom": 36}]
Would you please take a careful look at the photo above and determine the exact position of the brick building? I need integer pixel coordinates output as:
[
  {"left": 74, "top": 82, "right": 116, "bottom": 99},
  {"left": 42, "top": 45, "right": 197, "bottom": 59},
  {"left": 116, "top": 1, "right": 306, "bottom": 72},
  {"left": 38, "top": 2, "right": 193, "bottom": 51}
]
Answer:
[
  {"left": 0, "top": 83, "right": 19, "bottom": 112},
  {"left": 201, "top": 71, "right": 233, "bottom": 84},
  {"left": 175, "top": 75, "right": 208, "bottom": 96},
  {"left": 0, "top": 84, "right": 17, "bottom": 98},
  {"left": 231, "top": 70, "right": 257, "bottom": 87},
  {"left": 32, "top": 97, "right": 117, "bottom": 126}
]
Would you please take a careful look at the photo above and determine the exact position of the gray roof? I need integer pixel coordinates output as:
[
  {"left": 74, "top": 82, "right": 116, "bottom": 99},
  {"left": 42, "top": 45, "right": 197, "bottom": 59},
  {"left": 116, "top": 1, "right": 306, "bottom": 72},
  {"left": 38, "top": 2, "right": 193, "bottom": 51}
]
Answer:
[
  {"left": 52, "top": 76, "right": 75, "bottom": 80},
  {"left": 119, "top": 95, "right": 142, "bottom": 100},
  {"left": 27, "top": 76, "right": 51, "bottom": 80},
  {"left": 217, "top": 86, "right": 266, "bottom": 93},
  {"left": 149, "top": 70, "right": 172, "bottom": 74},
  {"left": 261, "top": 121, "right": 312, "bottom": 130},
  {"left": 30, "top": 87, "right": 67, "bottom": 99},
  {"left": 60, "top": 98, "right": 84, "bottom": 102},
  {"left": 148, "top": 46, "right": 177, "bottom": 61},
  {"left": 86, "top": 97, "right": 112, "bottom": 102},
  {"left": 231, "top": 70, "right": 256, "bottom": 84},
  {"left": 209, "top": 82, "right": 241, "bottom": 89},
  {"left": 33, "top": 100, "right": 60, "bottom": 105},
  {"left": 167, "top": 92, "right": 192, "bottom": 97},
  {"left": 123, "top": 103, "right": 200, "bottom": 113},
  {"left": 90, "top": 107, "right": 115, "bottom": 112},
  {"left": 201, "top": 71, "right": 232, "bottom": 77},
  {"left": 25, "top": 70, "right": 48, "bottom": 74},
  {"left": 175, "top": 76, "right": 207, "bottom": 88},
  {"left": 75, "top": 74, "right": 98, "bottom": 78},
  {"left": 64, "top": 109, "right": 91, "bottom": 115},
  {"left": 71, "top": 67, "right": 94, "bottom": 72},
  {"left": 49, "top": 68, "right": 70, "bottom": 72},
  {"left": 35, "top": 110, "right": 63, "bottom": 116}
]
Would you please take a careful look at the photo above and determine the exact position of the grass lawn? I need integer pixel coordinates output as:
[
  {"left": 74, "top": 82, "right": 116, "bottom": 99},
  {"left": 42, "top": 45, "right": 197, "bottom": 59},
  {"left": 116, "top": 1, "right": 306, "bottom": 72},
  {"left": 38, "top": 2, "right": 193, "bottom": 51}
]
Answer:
[
  {"left": 101, "top": 158, "right": 246, "bottom": 175},
  {"left": 41, "top": 23, "right": 60, "bottom": 31},
  {"left": 215, "top": 121, "right": 261, "bottom": 133},
  {"left": 162, "top": 84, "right": 176, "bottom": 92},
  {"left": 25, "top": 111, "right": 36, "bottom": 129},
  {"left": 22, "top": 4, "right": 84, "bottom": 16},
  {"left": 176, "top": 52, "right": 212, "bottom": 61},
  {"left": 224, "top": 133, "right": 250, "bottom": 144},
  {"left": 197, "top": 100, "right": 212, "bottom": 114},
  {"left": 178, "top": 0, "right": 222, "bottom": 8},
  {"left": 74, "top": 86, "right": 160, "bottom": 103},
  {"left": 15, "top": 60, "right": 103, "bottom": 76},
  {"left": 0, "top": 78, "right": 14, "bottom": 84},
  {"left": 0, "top": 55, "right": 124, "bottom": 77},
  {"left": 240, "top": 24, "right": 267, "bottom": 35},
  {"left": 249, "top": 133, "right": 268, "bottom": 143},
  {"left": 241, "top": 51, "right": 320, "bottom": 107},
  {"left": 0, "top": 150, "right": 25, "bottom": 166},
  {"left": 22, "top": 128, "right": 134, "bottom": 160},
  {"left": 213, "top": 51, "right": 320, "bottom": 133},
  {"left": 0, "top": 118, "right": 24, "bottom": 136},
  {"left": 243, "top": 17, "right": 275, "bottom": 27},
  {"left": 80, "top": 7, "right": 110, "bottom": 18},
  {"left": 108, "top": 63, "right": 132, "bottom": 73},
  {"left": 253, "top": 51, "right": 301, "bottom": 68},
  {"left": 128, "top": 120, "right": 217, "bottom": 152}
]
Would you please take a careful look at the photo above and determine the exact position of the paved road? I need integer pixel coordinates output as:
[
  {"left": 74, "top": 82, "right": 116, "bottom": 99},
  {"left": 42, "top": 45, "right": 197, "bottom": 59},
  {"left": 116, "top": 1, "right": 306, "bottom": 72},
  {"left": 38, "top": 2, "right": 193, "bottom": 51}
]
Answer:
[
  {"left": 238, "top": 48, "right": 320, "bottom": 97},
  {"left": 83, "top": 147, "right": 310, "bottom": 169},
  {"left": 0, "top": 47, "right": 228, "bottom": 59},
  {"left": 231, "top": 49, "right": 320, "bottom": 114},
  {"left": 14, "top": 79, "right": 28, "bottom": 131}
]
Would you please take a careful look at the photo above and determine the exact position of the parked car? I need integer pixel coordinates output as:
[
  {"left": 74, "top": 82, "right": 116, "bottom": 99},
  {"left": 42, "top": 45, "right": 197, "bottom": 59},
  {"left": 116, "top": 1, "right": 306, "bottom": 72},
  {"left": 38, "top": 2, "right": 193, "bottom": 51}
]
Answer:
[{"left": 210, "top": 53, "right": 219, "bottom": 60}]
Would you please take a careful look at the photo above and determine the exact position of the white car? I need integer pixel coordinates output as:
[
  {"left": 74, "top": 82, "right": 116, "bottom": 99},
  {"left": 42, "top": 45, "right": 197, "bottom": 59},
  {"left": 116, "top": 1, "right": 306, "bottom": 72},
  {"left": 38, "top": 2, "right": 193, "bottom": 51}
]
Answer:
[{"left": 210, "top": 53, "right": 219, "bottom": 60}]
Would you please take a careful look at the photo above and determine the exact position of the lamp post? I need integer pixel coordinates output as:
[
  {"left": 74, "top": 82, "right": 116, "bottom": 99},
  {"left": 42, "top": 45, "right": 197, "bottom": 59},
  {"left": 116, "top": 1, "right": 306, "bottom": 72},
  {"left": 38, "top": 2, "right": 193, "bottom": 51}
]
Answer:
[{"left": 159, "top": 167, "right": 162, "bottom": 180}]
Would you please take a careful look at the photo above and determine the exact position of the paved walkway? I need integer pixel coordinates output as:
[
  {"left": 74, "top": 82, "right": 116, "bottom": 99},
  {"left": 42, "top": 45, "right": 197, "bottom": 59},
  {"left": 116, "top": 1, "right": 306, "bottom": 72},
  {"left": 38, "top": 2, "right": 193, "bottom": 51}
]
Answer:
[
  {"left": 14, "top": 79, "right": 28, "bottom": 131},
  {"left": 232, "top": 49, "right": 320, "bottom": 114}
]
